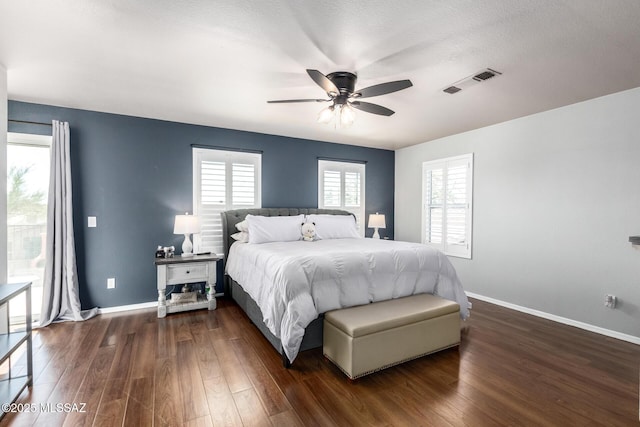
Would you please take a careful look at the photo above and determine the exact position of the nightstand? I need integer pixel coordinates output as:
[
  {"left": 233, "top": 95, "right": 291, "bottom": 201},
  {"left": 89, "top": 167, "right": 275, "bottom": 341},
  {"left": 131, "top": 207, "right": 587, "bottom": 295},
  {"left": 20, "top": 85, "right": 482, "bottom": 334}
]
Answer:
[{"left": 155, "top": 254, "right": 219, "bottom": 318}]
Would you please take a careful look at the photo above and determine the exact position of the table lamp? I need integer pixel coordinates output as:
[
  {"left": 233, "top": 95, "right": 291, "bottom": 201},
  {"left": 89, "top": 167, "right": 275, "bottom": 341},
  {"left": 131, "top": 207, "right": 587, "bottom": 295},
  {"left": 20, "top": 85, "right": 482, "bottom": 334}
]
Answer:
[
  {"left": 174, "top": 213, "right": 201, "bottom": 256},
  {"left": 368, "top": 213, "right": 386, "bottom": 239}
]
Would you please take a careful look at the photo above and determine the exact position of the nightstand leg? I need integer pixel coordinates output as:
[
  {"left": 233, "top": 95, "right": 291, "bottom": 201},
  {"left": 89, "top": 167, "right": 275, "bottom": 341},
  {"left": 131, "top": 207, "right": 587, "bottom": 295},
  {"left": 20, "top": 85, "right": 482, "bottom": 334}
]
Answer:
[
  {"left": 207, "top": 288, "right": 217, "bottom": 310},
  {"left": 158, "top": 290, "right": 167, "bottom": 318},
  {"left": 157, "top": 264, "right": 167, "bottom": 318}
]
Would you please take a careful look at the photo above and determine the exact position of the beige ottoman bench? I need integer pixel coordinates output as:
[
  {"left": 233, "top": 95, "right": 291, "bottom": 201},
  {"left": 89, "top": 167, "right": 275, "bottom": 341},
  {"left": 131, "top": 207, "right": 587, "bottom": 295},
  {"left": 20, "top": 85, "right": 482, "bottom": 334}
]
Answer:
[{"left": 323, "top": 293, "right": 460, "bottom": 379}]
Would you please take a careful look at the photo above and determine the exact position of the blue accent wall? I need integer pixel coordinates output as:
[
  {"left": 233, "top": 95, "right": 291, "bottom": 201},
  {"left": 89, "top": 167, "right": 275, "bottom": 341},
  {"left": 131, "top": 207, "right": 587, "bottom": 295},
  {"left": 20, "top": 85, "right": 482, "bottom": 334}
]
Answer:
[{"left": 8, "top": 101, "right": 395, "bottom": 309}]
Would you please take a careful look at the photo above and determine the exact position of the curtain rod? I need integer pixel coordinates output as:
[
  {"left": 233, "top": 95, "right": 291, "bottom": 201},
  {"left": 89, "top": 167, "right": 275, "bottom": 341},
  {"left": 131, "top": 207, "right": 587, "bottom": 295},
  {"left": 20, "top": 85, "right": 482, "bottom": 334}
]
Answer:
[{"left": 8, "top": 119, "right": 52, "bottom": 127}]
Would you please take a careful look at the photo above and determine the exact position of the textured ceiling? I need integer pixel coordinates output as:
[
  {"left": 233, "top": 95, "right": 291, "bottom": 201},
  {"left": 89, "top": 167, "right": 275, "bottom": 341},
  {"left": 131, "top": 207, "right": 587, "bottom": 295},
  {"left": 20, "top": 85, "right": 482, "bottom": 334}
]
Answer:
[{"left": 2, "top": 0, "right": 640, "bottom": 150}]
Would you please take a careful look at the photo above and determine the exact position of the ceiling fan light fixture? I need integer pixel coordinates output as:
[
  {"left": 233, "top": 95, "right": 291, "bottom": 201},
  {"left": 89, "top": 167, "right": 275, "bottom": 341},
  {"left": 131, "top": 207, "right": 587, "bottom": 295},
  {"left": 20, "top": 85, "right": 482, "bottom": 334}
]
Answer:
[
  {"left": 269, "top": 69, "right": 412, "bottom": 124},
  {"left": 340, "top": 104, "right": 356, "bottom": 127},
  {"left": 317, "top": 105, "right": 335, "bottom": 124}
]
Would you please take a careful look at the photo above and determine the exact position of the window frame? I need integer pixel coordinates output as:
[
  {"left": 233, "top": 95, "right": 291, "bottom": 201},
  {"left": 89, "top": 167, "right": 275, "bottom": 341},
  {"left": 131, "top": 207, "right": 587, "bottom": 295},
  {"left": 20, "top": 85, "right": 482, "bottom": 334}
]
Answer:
[
  {"left": 192, "top": 147, "right": 262, "bottom": 256},
  {"left": 421, "top": 153, "right": 473, "bottom": 259},
  {"left": 318, "top": 159, "right": 366, "bottom": 236}
]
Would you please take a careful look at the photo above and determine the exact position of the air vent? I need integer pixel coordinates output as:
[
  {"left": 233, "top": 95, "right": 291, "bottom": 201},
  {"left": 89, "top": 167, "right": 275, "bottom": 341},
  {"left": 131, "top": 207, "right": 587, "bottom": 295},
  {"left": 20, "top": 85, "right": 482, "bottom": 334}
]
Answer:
[
  {"left": 473, "top": 69, "right": 499, "bottom": 81},
  {"left": 443, "top": 68, "right": 502, "bottom": 94}
]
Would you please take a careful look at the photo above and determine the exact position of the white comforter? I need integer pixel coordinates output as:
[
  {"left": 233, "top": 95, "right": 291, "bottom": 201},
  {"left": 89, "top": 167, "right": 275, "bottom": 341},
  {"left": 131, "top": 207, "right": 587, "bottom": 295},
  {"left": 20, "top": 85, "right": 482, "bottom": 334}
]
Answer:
[{"left": 226, "top": 238, "right": 469, "bottom": 362}]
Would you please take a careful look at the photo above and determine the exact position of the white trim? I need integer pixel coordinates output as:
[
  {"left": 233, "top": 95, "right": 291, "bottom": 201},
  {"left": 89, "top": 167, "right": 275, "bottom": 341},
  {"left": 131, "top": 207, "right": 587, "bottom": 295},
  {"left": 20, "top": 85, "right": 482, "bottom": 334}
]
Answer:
[
  {"left": 1, "top": 64, "right": 7, "bottom": 284},
  {"left": 8, "top": 132, "right": 52, "bottom": 147},
  {"left": 466, "top": 291, "right": 640, "bottom": 346},
  {"left": 97, "top": 301, "right": 157, "bottom": 314}
]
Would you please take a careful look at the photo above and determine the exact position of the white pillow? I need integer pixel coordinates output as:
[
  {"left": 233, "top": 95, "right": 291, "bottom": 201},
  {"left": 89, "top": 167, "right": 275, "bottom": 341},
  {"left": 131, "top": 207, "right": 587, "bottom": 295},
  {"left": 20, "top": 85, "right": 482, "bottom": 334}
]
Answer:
[
  {"left": 235, "top": 219, "right": 249, "bottom": 232},
  {"left": 247, "top": 214, "right": 305, "bottom": 244},
  {"left": 231, "top": 231, "right": 249, "bottom": 243},
  {"left": 306, "top": 214, "right": 361, "bottom": 240}
]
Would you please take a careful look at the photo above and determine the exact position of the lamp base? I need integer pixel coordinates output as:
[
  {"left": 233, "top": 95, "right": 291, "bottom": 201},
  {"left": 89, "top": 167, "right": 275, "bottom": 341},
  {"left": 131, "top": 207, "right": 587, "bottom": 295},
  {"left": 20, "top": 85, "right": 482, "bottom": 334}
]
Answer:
[
  {"left": 182, "top": 234, "right": 194, "bottom": 256},
  {"left": 372, "top": 228, "right": 380, "bottom": 239}
]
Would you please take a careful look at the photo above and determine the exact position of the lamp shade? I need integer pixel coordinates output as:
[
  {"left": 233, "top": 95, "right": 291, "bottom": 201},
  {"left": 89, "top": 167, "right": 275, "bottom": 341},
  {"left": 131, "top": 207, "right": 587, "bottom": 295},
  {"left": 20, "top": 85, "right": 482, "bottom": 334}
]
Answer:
[
  {"left": 340, "top": 104, "right": 356, "bottom": 126},
  {"left": 317, "top": 105, "right": 335, "bottom": 124},
  {"left": 174, "top": 213, "right": 201, "bottom": 235},
  {"left": 368, "top": 213, "right": 386, "bottom": 229}
]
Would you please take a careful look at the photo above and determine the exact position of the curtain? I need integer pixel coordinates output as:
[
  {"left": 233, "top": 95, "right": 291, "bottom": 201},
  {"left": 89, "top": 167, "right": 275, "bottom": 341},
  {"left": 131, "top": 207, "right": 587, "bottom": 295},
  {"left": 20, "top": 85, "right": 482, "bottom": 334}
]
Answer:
[{"left": 39, "top": 120, "right": 98, "bottom": 327}]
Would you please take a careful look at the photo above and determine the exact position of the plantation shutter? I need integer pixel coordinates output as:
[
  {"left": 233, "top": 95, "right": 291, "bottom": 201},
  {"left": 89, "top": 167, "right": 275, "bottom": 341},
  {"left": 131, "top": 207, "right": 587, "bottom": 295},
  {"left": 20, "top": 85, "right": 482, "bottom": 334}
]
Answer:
[
  {"left": 322, "top": 170, "right": 341, "bottom": 207},
  {"left": 318, "top": 160, "right": 365, "bottom": 236},
  {"left": 198, "top": 160, "right": 226, "bottom": 254},
  {"left": 425, "top": 166, "right": 444, "bottom": 245},
  {"left": 422, "top": 154, "right": 473, "bottom": 258},
  {"left": 343, "top": 171, "right": 363, "bottom": 229},
  {"left": 194, "top": 148, "right": 261, "bottom": 256},
  {"left": 232, "top": 163, "right": 256, "bottom": 206},
  {"left": 445, "top": 160, "right": 468, "bottom": 250}
]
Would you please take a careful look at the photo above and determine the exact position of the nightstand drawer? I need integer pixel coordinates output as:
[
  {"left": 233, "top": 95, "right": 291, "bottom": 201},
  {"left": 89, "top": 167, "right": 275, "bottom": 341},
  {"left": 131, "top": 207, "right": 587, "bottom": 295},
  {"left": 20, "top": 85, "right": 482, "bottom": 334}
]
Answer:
[{"left": 167, "top": 263, "right": 208, "bottom": 283}]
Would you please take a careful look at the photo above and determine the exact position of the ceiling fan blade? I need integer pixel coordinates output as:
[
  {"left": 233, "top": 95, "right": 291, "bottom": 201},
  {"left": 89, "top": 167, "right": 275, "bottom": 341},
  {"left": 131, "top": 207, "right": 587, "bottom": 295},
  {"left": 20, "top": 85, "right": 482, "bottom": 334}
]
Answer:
[
  {"left": 350, "top": 101, "right": 395, "bottom": 116},
  {"left": 267, "top": 98, "right": 330, "bottom": 103},
  {"left": 306, "top": 69, "right": 340, "bottom": 96},
  {"left": 355, "top": 79, "right": 413, "bottom": 99}
]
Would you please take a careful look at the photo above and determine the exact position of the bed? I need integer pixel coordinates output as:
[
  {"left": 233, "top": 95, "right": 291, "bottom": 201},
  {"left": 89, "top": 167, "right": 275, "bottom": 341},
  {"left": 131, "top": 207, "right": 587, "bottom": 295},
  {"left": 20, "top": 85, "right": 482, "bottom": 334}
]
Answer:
[{"left": 221, "top": 208, "right": 469, "bottom": 366}]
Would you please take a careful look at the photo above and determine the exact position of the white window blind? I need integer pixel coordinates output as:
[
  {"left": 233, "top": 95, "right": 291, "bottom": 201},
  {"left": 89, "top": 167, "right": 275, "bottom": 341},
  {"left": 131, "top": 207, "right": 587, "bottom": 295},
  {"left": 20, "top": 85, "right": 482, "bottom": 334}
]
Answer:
[
  {"left": 193, "top": 148, "right": 261, "bottom": 256},
  {"left": 422, "top": 153, "right": 473, "bottom": 258},
  {"left": 318, "top": 160, "right": 365, "bottom": 236}
]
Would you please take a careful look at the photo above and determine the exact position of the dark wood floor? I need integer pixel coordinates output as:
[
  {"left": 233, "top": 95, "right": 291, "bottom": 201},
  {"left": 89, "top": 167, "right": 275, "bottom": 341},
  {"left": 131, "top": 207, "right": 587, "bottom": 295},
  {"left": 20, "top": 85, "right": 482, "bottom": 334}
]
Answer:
[{"left": 1, "top": 297, "right": 638, "bottom": 426}]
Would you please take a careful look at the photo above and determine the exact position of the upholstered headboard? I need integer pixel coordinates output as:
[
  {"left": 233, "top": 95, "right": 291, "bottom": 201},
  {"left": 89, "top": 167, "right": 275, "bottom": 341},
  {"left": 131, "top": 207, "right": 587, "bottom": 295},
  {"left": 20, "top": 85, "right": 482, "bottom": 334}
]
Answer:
[{"left": 220, "top": 208, "right": 352, "bottom": 258}]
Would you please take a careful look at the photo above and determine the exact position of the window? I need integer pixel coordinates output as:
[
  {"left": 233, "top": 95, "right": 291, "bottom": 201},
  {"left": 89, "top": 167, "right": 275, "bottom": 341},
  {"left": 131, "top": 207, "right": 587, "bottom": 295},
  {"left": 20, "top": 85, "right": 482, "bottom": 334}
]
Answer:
[
  {"left": 6, "top": 132, "right": 52, "bottom": 323},
  {"left": 422, "top": 153, "right": 473, "bottom": 258},
  {"left": 318, "top": 160, "right": 365, "bottom": 236},
  {"left": 193, "top": 148, "right": 261, "bottom": 256}
]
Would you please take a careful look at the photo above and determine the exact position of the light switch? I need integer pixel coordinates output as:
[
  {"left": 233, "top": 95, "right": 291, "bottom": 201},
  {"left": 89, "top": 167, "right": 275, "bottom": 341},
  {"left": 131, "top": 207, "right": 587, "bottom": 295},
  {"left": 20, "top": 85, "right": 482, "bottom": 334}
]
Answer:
[{"left": 88, "top": 216, "right": 97, "bottom": 228}]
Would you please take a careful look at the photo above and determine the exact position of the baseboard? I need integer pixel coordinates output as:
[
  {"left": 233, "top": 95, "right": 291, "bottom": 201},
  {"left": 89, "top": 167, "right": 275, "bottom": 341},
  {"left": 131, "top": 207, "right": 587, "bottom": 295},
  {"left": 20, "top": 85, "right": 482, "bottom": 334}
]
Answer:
[
  {"left": 97, "top": 301, "right": 157, "bottom": 314},
  {"left": 466, "top": 291, "right": 640, "bottom": 346},
  {"left": 97, "top": 292, "right": 225, "bottom": 315}
]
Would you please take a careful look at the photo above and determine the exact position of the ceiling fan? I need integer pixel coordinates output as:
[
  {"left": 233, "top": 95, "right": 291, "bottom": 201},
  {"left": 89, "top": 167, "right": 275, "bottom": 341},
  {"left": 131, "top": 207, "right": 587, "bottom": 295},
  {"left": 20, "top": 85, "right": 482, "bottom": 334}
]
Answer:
[{"left": 267, "top": 69, "right": 413, "bottom": 126}]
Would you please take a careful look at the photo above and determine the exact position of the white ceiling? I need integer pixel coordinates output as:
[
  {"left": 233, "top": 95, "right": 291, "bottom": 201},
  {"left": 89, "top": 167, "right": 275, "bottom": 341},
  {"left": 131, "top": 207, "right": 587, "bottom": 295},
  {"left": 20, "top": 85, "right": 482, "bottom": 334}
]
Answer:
[{"left": 2, "top": 0, "right": 640, "bottom": 150}]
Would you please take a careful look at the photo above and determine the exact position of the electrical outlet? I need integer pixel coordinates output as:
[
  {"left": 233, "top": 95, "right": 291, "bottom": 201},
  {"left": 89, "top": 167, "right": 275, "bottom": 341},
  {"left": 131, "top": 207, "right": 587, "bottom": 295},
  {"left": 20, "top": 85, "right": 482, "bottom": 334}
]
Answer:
[
  {"left": 107, "top": 278, "right": 116, "bottom": 289},
  {"left": 604, "top": 294, "right": 616, "bottom": 309}
]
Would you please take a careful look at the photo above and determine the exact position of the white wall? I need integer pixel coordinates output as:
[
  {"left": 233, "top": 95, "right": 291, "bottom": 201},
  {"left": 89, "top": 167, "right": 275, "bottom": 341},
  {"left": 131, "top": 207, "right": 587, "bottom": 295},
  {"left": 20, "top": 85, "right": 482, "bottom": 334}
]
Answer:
[
  {"left": 396, "top": 87, "right": 640, "bottom": 340},
  {"left": 0, "top": 64, "right": 7, "bottom": 283}
]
